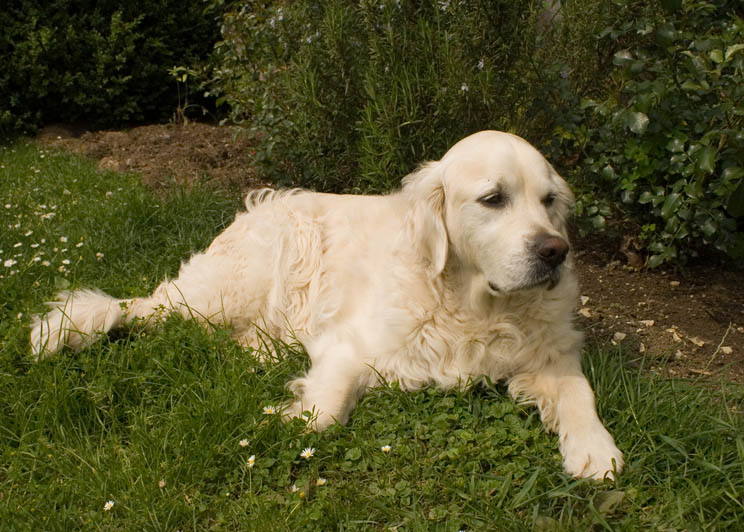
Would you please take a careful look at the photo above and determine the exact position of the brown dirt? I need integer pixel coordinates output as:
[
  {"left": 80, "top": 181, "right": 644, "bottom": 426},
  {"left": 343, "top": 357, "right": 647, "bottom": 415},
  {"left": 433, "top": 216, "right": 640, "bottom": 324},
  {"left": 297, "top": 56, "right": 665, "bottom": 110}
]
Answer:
[
  {"left": 37, "top": 122, "right": 268, "bottom": 191},
  {"left": 36, "top": 122, "right": 744, "bottom": 384}
]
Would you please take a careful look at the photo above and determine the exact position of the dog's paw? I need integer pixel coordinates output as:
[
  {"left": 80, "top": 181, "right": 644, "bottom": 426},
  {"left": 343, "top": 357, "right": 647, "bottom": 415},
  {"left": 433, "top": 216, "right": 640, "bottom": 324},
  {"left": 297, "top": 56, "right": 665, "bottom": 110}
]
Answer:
[
  {"left": 560, "top": 425, "right": 624, "bottom": 480},
  {"left": 280, "top": 401, "right": 336, "bottom": 432}
]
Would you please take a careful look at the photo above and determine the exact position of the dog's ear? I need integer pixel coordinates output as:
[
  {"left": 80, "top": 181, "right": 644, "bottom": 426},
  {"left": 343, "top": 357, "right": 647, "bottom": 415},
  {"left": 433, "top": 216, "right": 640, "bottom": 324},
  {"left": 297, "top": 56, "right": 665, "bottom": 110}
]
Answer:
[
  {"left": 551, "top": 168, "right": 575, "bottom": 238},
  {"left": 402, "top": 162, "right": 448, "bottom": 276}
]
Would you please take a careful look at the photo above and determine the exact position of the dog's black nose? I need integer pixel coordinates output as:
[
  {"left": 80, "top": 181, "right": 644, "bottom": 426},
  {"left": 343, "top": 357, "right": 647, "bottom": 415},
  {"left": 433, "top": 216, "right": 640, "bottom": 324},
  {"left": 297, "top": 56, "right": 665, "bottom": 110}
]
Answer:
[{"left": 535, "top": 234, "right": 569, "bottom": 268}]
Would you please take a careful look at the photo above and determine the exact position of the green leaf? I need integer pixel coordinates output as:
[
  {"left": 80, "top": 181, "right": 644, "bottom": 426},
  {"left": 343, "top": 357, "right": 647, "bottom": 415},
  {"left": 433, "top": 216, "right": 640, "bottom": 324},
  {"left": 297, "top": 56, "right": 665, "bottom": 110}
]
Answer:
[
  {"left": 344, "top": 447, "right": 362, "bottom": 461},
  {"left": 700, "top": 218, "right": 717, "bottom": 238},
  {"left": 697, "top": 146, "right": 717, "bottom": 174},
  {"left": 613, "top": 49, "right": 633, "bottom": 66},
  {"left": 722, "top": 166, "right": 744, "bottom": 183},
  {"left": 638, "top": 191, "right": 655, "bottom": 204},
  {"left": 648, "top": 253, "right": 665, "bottom": 268},
  {"left": 595, "top": 490, "right": 626, "bottom": 515},
  {"left": 709, "top": 49, "right": 723, "bottom": 63},
  {"left": 725, "top": 44, "right": 744, "bottom": 61},
  {"left": 727, "top": 183, "right": 744, "bottom": 217},
  {"left": 661, "top": 192, "right": 682, "bottom": 219},
  {"left": 655, "top": 24, "right": 677, "bottom": 47},
  {"left": 666, "top": 138, "right": 685, "bottom": 153},
  {"left": 681, "top": 80, "right": 703, "bottom": 91},
  {"left": 626, "top": 111, "right": 649, "bottom": 134},
  {"left": 54, "top": 276, "right": 71, "bottom": 290}
]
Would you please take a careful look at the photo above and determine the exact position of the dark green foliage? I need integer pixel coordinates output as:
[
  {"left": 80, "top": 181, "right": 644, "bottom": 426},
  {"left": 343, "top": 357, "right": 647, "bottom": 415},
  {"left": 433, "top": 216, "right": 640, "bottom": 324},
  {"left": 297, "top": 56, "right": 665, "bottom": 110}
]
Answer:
[
  {"left": 209, "top": 0, "right": 536, "bottom": 192},
  {"left": 548, "top": 0, "right": 744, "bottom": 266},
  {"left": 0, "top": 0, "right": 220, "bottom": 136}
]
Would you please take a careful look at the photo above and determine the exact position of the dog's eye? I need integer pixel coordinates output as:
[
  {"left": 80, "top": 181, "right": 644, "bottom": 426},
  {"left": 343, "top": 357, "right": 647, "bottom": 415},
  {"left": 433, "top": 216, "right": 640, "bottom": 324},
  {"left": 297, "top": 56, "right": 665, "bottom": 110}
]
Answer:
[
  {"left": 542, "top": 193, "right": 556, "bottom": 207},
  {"left": 479, "top": 191, "right": 507, "bottom": 208}
]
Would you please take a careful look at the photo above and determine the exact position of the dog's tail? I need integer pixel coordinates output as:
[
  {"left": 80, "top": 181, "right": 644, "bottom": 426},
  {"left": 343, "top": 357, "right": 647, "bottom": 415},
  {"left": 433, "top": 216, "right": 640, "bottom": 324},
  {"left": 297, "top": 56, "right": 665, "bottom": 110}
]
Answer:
[{"left": 29, "top": 289, "right": 165, "bottom": 359}]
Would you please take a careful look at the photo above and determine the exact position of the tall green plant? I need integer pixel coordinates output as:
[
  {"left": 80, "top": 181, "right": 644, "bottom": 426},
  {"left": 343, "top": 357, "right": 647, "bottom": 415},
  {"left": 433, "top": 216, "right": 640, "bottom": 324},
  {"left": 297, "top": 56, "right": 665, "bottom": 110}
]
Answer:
[{"left": 209, "top": 0, "right": 537, "bottom": 192}]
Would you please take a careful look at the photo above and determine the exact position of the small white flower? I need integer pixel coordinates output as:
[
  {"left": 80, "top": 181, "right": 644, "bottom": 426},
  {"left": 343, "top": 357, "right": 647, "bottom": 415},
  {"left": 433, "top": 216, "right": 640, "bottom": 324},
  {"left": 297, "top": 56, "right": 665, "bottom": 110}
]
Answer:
[
  {"left": 247, "top": 455, "right": 256, "bottom": 468},
  {"left": 42, "top": 260, "right": 51, "bottom": 267},
  {"left": 239, "top": 439, "right": 249, "bottom": 447},
  {"left": 381, "top": 444, "right": 392, "bottom": 453},
  {"left": 96, "top": 252, "right": 104, "bottom": 261},
  {"left": 477, "top": 58, "right": 485, "bottom": 70},
  {"left": 76, "top": 241, "right": 84, "bottom": 248},
  {"left": 103, "top": 500, "right": 114, "bottom": 511},
  {"left": 263, "top": 405, "right": 277, "bottom": 415},
  {"left": 3, "top": 259, "right": 17, "bottom": 268},
  {"left": 60, "top": 236, "right": 68, "bottom": 243},
  {"left": 62, "top": 259, "right": 70, "bottom": 265},
  {"left": 300, "top": 447, "right": 315, "bottom": 459},
  {"left": 31, "top": 243, "right": 39, "bottom": 248},
  {"left": 460, "top": 82, "right": 469, "bottom": 92},
  {"left": 316, "top": 477, "right": 326, "bottom": 486},
  {"left": 24, "top": 230, "right": 33, "bottom": 237},
  {"left": 290, "top": 483, "right": 299, "bottom": 493},
  {"left": 158, "top": 479, "right": 166, "bottom": 488},
  {"left": 13, "top": 242, "right": 21, "bottom": 248}
]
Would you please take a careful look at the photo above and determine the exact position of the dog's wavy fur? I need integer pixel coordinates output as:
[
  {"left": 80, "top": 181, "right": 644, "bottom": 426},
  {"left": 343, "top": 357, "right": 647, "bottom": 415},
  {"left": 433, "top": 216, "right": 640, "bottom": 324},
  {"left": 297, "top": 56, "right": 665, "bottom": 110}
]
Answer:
[{"left": 30, "top": 131, "right": 622, "bottom": 479}]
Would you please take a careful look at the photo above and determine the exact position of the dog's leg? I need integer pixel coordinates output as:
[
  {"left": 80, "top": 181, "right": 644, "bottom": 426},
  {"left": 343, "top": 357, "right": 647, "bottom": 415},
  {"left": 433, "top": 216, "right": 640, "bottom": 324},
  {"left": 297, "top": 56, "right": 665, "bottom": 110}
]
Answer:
[
  {"left": 508, "top": 355, "right": 623, "bottom": 480},
  {"left": 285, "top": 339, "right": 369, "bottom": 431}
]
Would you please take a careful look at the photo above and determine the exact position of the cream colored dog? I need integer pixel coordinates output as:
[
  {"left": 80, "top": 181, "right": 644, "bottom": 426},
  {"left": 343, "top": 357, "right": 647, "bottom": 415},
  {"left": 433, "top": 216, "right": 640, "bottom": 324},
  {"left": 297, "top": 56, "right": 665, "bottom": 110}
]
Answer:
[{"left": 30, "top": 131, "right": 623, "bottom": 479}]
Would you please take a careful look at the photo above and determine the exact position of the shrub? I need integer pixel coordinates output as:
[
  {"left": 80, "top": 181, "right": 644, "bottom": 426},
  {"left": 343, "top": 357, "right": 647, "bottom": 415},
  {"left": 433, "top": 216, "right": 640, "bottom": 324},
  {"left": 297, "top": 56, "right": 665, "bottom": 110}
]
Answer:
[
  {"left": 0, "top": 0, "right": 220, "bottom": 136},
  {"left": 208, "top": 0, "right": 538, "bottom": 192},
  {"left": 549, "top": 0, "right": 744, "bottom": 266}
]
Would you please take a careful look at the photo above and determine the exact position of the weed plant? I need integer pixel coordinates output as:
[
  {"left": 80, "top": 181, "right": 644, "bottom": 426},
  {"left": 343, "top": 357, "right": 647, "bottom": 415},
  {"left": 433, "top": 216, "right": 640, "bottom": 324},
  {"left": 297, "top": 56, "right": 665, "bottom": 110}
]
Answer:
[{"left": 1, "top": 143, "right": 743, "bottom": 530}]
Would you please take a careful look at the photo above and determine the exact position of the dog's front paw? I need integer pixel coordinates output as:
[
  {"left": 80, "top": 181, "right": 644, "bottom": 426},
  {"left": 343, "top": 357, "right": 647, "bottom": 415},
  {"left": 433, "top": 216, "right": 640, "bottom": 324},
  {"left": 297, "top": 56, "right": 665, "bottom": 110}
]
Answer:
[
  {"left": 560, "top": 425, "right": 623, "bottom": 480},
  {"left": 280, "top": 400, "right": 336, "bottom": 431}
]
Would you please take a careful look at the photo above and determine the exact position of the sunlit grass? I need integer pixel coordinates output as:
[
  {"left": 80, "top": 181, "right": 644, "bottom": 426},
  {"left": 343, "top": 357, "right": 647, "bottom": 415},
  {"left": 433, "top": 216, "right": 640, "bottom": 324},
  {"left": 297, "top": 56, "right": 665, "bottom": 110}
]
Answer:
[{"left": 1, "top": 140, "right": 743, "bottom": 531}]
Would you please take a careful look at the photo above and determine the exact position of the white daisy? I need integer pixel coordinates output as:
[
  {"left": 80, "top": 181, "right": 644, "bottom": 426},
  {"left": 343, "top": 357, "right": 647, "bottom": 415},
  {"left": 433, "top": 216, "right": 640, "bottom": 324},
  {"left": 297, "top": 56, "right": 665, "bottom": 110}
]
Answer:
[
  {"left": 103, "top": 500, "right": 114, "bottom": 511},
  {"left": 300, "top": 447, "right": 315, "bottom": 460},
  {"left": 263, "top": 405, "right": 277, "bottom": 415},
  {"left": 239, "top": 439, "right": 249, "bottom": 447},
  {"left": 381, "top": 444, "right": 392, "bottom": 453},
  {"left": 247, "top": 455, "right": 256, "bottom": 468}
]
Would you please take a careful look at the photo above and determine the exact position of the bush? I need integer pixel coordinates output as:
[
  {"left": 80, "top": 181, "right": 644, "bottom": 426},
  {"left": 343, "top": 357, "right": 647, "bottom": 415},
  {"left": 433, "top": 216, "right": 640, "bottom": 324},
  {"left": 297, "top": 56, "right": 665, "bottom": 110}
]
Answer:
[
  {"left": 549, "top": 0, "right": 744, "bottom": 266},
  {"left": 0, "top": 0, "right": 220, "bottom": 136},
  {"left": 208, "top": 0, "right": 538, "bottom": 192}
]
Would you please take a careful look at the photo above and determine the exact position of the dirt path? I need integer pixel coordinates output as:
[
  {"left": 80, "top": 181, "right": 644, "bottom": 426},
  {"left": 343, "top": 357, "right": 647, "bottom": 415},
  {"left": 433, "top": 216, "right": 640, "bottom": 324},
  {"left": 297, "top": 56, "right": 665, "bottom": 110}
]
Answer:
[{"left": 37, "top": 122, "right": 744, "bottom": 383}]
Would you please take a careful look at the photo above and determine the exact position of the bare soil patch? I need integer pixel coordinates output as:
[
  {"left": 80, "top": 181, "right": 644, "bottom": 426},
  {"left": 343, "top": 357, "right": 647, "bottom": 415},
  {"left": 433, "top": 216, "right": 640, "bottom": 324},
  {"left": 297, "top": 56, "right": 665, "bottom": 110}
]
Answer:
[
  {"left": 37, "top": 122, "right": 744, "bottom": 383},
  {"left": 37, "top": 122, "right": 267, "bottom": 191}
]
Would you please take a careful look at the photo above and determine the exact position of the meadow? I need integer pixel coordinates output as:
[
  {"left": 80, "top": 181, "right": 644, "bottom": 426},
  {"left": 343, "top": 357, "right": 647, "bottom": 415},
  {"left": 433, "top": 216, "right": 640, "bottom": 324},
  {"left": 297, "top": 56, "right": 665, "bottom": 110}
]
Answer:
[{"left": 1, "top": 141, "right": 743, "bottom": 531}]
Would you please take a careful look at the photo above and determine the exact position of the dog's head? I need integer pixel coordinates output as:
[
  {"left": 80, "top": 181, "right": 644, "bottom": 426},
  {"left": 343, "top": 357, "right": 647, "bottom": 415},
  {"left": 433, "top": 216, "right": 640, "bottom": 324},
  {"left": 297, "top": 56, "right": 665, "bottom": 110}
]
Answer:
[{"left": 404, "top": 130, "right": 574, "bottom": 294}]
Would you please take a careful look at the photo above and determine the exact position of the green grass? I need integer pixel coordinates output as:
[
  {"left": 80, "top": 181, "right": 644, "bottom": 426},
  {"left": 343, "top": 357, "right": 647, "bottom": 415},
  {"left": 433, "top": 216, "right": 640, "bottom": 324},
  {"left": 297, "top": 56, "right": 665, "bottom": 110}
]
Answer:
[{"left": 2, "top": 140, "right": 744, "bottom": 531}]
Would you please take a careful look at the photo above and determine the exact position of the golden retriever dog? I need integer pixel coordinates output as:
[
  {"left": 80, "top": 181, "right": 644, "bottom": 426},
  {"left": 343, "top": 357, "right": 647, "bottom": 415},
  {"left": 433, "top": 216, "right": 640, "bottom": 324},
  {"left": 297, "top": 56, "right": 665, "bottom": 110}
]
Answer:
[{"left": 30, "top": 131, "right": 623, "bottom": 479}]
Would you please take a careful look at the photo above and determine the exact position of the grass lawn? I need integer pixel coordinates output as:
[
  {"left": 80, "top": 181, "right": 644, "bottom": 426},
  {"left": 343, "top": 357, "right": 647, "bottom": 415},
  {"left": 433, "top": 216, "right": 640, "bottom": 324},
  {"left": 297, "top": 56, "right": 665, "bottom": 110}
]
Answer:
[{"left": 2, "top": 140, "right": 743, "bottom": 531}]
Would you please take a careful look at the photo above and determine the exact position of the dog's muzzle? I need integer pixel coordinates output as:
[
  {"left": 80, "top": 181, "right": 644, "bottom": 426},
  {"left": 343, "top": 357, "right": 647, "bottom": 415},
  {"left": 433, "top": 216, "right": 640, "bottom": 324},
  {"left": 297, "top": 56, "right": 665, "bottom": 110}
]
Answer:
[{"left": 488, "top": 234, "right": 569, "bottom": 294}]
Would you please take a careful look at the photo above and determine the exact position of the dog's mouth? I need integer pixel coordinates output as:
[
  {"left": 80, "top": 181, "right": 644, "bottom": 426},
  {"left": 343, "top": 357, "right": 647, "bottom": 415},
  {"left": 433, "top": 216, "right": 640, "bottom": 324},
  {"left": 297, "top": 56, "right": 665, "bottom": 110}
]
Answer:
[{"left": 488, "top": 267, "right": 561, "bottom": 294}]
